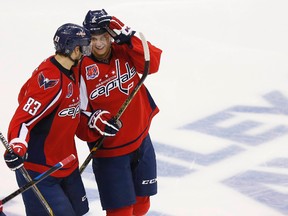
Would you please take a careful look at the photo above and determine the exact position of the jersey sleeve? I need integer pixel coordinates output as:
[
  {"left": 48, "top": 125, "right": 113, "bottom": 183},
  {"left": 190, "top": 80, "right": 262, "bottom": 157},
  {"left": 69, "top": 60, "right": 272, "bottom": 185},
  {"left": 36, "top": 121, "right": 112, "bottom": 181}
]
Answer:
[
  {"left": 115, "top": 35, "right": 162, "bottom": 75},
  {"left": 8, "top": 68, "right": 62, "bottom": 145},
  {"left": 76, "top": 70, "right": 101, "bottom": 142},
  {"left": 75, "top": 111, "right": 101, "bottom": 142}
]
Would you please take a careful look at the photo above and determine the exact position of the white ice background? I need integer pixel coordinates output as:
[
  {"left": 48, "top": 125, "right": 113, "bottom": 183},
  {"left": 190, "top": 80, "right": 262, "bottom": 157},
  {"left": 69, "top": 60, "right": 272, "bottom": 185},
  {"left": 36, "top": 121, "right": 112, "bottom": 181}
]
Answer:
[{"left": 1, "top": 0, "right": 288, "bottom": 215}]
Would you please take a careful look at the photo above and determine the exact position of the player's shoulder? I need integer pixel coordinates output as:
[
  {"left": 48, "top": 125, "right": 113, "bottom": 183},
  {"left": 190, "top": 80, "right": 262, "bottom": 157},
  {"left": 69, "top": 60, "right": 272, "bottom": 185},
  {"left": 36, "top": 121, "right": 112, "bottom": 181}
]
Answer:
[
  {"left": 81, "top": 55, "right": 95, "bottom": 64},
  {"left": 29, "top": 56, "right": 61, "bottom": 89},
  {"left": 79, "top": 55, "right": 99, "bottom": 73},
  {"left": 33, "top": 56, "right": 61, "bottom": 77}
]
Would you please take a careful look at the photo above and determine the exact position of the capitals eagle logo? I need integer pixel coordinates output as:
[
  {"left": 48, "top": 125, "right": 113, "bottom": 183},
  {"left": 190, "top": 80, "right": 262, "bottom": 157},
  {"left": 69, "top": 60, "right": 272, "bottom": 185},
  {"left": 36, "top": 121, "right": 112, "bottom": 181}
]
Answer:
[{"left": 38, "top": 72, "right": 59, "bottom": 90}]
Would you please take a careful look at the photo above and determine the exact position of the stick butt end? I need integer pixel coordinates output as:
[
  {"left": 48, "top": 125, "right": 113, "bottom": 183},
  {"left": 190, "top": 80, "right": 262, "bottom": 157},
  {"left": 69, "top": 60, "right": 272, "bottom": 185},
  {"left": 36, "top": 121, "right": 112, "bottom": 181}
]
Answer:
[{"left": 61, "top": 154, "right": 76, "bottom": 166}]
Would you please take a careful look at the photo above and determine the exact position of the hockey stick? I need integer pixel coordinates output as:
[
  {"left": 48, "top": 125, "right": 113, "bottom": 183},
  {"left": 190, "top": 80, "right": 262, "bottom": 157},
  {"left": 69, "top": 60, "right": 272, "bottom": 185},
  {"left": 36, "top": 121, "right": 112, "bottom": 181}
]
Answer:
[
  {"left": 0, "top": 154, "right": 76, "bottom": 209},
  {"left": 79, "top": 32, "right": 150, "bottom": 174},
  {"left": 0, "top": 132, "right": 54, "bottom": 216}
]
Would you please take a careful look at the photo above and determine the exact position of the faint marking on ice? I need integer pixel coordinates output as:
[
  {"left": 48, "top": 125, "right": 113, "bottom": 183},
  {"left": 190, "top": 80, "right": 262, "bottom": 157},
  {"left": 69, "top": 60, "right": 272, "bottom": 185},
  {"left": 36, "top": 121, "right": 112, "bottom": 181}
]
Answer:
[
  {"left": 147, "top": 211, "right": 173, "bottom": 216},
  {"left": 183, "top": 91, "right": 288, "bottom": 145},
  {"left": 155, "top": 142, "right": 244, "bottom": 177},
  {"left": 263, "top": 158, "right": 288, "bottom": 169},
  {"left": 223, "top": 158, "right": 288, "bottom": 215},
  {"left": 171, "top": 91, "right": 288, "bottom": 214},
  {"left": 157, "top": 159, "right": 195, "bottom": 177}
]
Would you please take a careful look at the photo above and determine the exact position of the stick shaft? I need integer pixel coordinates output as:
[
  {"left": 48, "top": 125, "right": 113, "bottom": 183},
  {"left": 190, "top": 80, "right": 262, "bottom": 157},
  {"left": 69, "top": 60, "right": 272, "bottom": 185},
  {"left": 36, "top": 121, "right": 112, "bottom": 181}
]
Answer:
[
  {"left": 0, "top": 132, "right": 54, "bottom": 215},
  {"left": 1, "top": 154, "right": 76, "bottom": 204}
]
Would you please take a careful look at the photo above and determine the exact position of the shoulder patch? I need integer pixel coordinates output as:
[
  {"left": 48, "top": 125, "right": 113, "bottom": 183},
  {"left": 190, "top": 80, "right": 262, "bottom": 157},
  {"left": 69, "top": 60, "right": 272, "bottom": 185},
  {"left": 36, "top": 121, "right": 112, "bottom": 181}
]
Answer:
[
  {"left": 85, "top": 64, "right": 99, "bottom": 80},
  {"left": 38, "top": 72, "right": 59, "bottom": 90}
]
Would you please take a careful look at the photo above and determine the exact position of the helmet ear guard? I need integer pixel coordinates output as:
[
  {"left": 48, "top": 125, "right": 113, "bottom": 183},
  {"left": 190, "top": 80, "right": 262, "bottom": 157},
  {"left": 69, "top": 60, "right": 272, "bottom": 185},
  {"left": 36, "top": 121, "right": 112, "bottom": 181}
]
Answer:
[{"left": 79, "top": 44, "right": 92, "bottom": 56}]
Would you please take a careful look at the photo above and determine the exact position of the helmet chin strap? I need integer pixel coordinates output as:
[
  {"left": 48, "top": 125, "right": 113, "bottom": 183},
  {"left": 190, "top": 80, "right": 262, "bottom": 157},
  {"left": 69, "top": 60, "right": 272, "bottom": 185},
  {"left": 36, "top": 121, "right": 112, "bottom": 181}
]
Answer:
[{"left": 68, "top": 54, "right": 80, "bottom": 66}]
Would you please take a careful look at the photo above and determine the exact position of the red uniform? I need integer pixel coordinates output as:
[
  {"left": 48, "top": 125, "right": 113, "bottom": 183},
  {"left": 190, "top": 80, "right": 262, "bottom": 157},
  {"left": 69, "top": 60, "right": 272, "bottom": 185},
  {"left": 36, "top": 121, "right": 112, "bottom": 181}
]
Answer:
[
  {"left": 76, "top": 36, "right": 162, "bottom": 157},
  {"left": 8, "top": 56, "right": 80, "bottom": 177}
]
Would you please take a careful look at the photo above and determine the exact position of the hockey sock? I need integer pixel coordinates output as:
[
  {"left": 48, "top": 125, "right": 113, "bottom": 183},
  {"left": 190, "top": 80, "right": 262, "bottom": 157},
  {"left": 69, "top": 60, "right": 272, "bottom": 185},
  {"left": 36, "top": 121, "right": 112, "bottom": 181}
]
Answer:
[{"left": 133, "top": 196, "right": 150, "bottom": 216}]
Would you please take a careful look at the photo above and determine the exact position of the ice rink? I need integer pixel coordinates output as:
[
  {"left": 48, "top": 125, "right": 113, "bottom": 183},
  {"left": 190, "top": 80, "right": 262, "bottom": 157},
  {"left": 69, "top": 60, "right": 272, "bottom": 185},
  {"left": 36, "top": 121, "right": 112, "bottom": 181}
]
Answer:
[{"left": 1, "top": 0, "right": 288, "bottom": 215}]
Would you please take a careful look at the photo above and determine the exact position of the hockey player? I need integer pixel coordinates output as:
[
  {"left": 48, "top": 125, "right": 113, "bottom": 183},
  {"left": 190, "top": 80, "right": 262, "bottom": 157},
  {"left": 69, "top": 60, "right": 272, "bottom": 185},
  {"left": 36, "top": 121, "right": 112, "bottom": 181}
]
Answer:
[
  {"left": 76, "top": 9, "right": 162, "bottom": 216},
  {"left": 3, "top": 23, "right": 91, "bottom": 216}
]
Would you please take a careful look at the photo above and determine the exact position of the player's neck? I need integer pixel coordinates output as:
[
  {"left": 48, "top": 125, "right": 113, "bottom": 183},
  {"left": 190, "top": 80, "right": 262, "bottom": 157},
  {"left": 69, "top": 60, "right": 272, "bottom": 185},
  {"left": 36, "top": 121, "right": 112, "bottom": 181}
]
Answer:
[{"left": 54, "top": 54, "right": 74, "bottom": 70}]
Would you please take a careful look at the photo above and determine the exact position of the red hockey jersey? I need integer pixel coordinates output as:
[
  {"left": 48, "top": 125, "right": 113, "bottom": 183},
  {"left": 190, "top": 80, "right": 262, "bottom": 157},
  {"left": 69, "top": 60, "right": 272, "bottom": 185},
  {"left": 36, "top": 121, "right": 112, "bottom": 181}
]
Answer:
[
  {"left": 8, "top": 56, "right": 80, "bottom": 177},
  {"left": 76, "top": 35, "right": 162, "bottom": 157}
]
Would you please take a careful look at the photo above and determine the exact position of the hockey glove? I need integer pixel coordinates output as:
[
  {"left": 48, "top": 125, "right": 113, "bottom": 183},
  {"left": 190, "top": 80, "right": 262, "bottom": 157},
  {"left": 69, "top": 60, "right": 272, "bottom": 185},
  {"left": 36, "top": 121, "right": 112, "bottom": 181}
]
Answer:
[
  {"left": 94, "top": 10, "right": 135, "bottom": 45},
  {"left": 4, "top": 142, "right": 27, "bottom": 171},
  {"left": 88, "top": 109, "right": 122, "bottom": 136}
]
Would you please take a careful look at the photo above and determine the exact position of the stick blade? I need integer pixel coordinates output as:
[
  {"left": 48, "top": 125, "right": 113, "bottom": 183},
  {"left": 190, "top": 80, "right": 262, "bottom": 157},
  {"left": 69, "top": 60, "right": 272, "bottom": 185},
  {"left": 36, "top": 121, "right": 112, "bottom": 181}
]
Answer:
[{"left": 139, "top": 32, "right": 150, "bottom": 61}]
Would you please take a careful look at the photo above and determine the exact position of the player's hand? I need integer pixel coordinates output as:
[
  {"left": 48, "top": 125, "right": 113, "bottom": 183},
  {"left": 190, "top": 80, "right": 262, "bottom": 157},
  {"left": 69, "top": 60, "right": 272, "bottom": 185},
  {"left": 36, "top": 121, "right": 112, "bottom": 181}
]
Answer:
[
  {"left": 88, "top": 109, "right": 122, "bottom": 136},
  {"left": 95, "top": 10, "right": 135, "bottom": 45},
  {"left": 4, "top": 142, "right": 27, "bottom": 171}
]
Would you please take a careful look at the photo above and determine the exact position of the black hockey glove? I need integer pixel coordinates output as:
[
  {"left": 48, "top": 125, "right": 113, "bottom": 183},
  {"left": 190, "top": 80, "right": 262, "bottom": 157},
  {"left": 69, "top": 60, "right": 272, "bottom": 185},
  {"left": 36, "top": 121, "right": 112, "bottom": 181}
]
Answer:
[
  {"left": 94, "top": 10, "right": 136, "bottom": 45},
  {"left": 4, "top": 152, "right": 25, "bottom": 171},
  {"left": 4, "top": 142, "right": 27, "bottom": 171}
]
